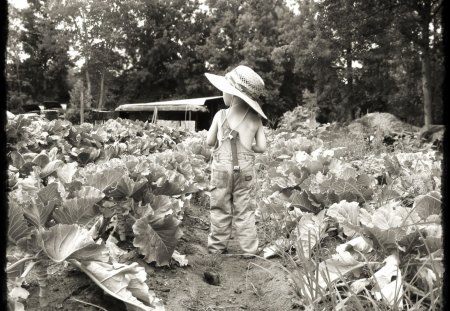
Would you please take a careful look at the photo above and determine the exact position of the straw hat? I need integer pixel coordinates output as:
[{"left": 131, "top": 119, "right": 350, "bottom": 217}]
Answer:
[{"left": 205, "top": 65, "right": 267, "bottom": 119}]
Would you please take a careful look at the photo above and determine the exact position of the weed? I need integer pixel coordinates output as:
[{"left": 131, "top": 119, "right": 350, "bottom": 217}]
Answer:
[{"left": 192, "top": 253, "right": 223, "bottom": 274}]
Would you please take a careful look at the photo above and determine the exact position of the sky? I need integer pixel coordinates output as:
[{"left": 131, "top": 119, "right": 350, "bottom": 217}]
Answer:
[{"left": 9, "top": 0, "right": 29, "bottom": 9}]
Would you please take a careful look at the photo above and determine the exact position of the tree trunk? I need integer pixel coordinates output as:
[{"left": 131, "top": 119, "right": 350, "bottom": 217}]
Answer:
[
  {"left": 80, "top": 82, "right": 84, "bottom": 124},
  {"left": 345, "top": 44, "right": 353, "bottom": 122},
  {"left": 420, "top": 7, "right": 433, "bottom": 129},
  {"left": 421, "top": 52, "right": 433, "bottom": 128},
  {"left": 98, "top": 69, "right": 105, "bottom": 110},
  {"left": 16, "top": 61, "right": 24, "bottom": 107},
  {"left": 85, "top": 67, "right": 91, "bottom": 109}
]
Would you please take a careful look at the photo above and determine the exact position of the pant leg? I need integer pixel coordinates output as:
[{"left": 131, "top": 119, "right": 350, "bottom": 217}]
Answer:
[
  {"left": 208, "top": 169, "right": 233, "bottom": 253},
  {"left": 232, "top": 168, "right": 259, "bottom": 254}
]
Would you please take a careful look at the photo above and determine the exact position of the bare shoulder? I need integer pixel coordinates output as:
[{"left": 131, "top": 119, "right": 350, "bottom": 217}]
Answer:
[{"left": 247, "top": 110, "right": 262, "bottom": 127}]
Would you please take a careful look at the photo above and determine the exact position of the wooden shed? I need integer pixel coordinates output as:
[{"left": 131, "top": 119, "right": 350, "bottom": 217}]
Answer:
[{"left": 115, "top": 96, "right": 225, "bottom": 131}]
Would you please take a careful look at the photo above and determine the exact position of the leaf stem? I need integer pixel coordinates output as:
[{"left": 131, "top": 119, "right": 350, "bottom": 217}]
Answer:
[{"left": 6, "top": 255, "right": 38, "bottom": 273}]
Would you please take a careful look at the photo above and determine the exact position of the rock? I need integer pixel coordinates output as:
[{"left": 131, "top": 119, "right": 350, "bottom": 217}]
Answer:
[{"left": 204, "top": 271, "right": 220, "bottom": 286}]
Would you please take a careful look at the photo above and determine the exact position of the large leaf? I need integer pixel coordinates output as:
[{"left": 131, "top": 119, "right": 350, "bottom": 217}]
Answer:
[
  {"left": 108, "top": 175, "right": 148, "bottom": 198},
  {"left": 371, "top": 254, "right": 403, "bottom": 309},
  {"left": 152, "top": 171, "right": 188, "bottom": 196},
  {"left": 9, "top": 151, "right": 25, "bottom": 169},
  {"left": 40, "top": 160, "right": 64, "bottom": 178},
  {"left": 317, "top": 251, "right": 366, "bottom": 289},
  {"left": 23, "top": 199, "right": 58, "bottom": 228},
  {"left": 133, "top": 210, "right": 183, "bottom": 266},
  {"left": 37, "top": 183, "right": 61, "bottom": 205},
  {"left": 40, "top": 224, "right": 109, "bottom": 263},
  {"left": 294, "top": 210, "right": 328, "bottom": 258},
  {"left": 85, "top": 167, "right": 125, "bottom": 192},
  {"left": 336, "top": 236, "right": 373, "bottom": 254},
  {"left": 327, "top": 200, "right": 360, "bottom": 237},
  {"left": 290, "top": 190, "right": 322, "bottom": 214},
  {"left": 413, "top": 191, "right": 441, "bottom": 219},
  {"left": 53, "top": 186, "right": 105, "bottom": 225},
  {"left": 8, "top": 202, "right": 31, "bottom": 244},
  {"left": 70, "top": 260, "right": 164, "bottom": 311},
  {"left": 32, "top": 153, "right": 50, "bottom": 168},
  {"left": 56, "top": 162, "right": 78, "bottom": 183}
]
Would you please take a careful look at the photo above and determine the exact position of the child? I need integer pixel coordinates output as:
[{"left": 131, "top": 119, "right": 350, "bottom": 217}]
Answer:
[{"left": 204, "top": 65, "right": 267, "bottom": 257}]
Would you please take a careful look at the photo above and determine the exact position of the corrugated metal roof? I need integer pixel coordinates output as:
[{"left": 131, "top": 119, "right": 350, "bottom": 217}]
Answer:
[{"left": 115, "top": 96, "right": 222, "bottom": 112}]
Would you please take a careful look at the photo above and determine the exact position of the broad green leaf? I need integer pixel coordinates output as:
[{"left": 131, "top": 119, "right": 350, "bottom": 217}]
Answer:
[
  {"left": 336, "top": 236, "right": 373, "bottom": 254},
  {"left": 40, "top": 160, "right": 64, "bottom": 178},
  {"left": 106, "top": 235, "right": 136, "bottom": 264},
  {"left": 8, "top": 202, "right": 31, "bottom": 244},
  {"left": 71, "top": 260, "right": 164, "bottom": 311},
  {"left": 32, "top": 153, "right": 50, "bottom": 168},
  {"left": 133, "top": 210, "right": 183, "bottom": 266},
  {"left": 37, "top": 183, "right": 61, "bottom": 205},
  {"left": 371, "top": 206, "right": 403, "bottom": 230},
  {"left": 48, "top": 147, "right": 59, "bottom": 161},
  {"left": 413, "top": 191, "right": 441, "bottom": 219},
  {"left": 110, "top": 175, "right": 148, "bottom": 198},
  {"left": 56, "top": 162, "right": 78, "bottom": 183},
  {"left": 23, "top": 200, "right": 57, "bottom": 228},
  {"left": 9, "top": 151, "right": 25, "bottom": 169},
  {"left": 40, "top": 224, "right": 109, "bottom": 263},
  {"left": 318, "top": 251, "right": 365, "bottom": 289},
  {"left": 294, "top": 210, "right": 328, "bottom": 258},
  {"left": 372, "top": 254, "right": 403, "bottom": 308},
  {"left": 53, "top": 186, "right": 104, "bottom": 225},
  {"left": 85, "top": 167, "right": 125, "bottom": 192},
  {"left": 152, "top": 171, "right": 188, "bottom": 196},
  {"left": 327, "top": 200, "right": 360, "bottom": 237},
  {"left": 363, "top": 226, "right": 399, "bottom": 254},
  {"left": 290, "top": 190, "right": 321, "bottom": 214}
]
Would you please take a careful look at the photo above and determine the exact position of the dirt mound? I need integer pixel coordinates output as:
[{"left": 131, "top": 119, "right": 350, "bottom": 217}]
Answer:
[{"left": 348, "top": 112, "right": 419, "bottom": 136}]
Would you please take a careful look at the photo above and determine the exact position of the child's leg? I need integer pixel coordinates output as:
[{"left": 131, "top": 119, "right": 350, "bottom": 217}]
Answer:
[
  {"left": 233, "top": 169, "right": 258, "bottom": 254},
  {"left": 208, "top": 170, "right": 233, "bottom": 253}
]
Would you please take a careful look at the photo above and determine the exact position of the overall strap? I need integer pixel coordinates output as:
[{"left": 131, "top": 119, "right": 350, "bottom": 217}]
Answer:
[{"left": 227, "top": 107, "right": 249, "bottom": 173}]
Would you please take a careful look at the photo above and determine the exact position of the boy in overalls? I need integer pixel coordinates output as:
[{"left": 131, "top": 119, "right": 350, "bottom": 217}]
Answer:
[{"left": 205, "top": 65, "right": 267, "bottom": 257}]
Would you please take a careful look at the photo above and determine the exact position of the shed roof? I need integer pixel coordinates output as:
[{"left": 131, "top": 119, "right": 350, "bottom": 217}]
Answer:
[{"left": 115, "top": 96, "right": 222, "bottom": 112}]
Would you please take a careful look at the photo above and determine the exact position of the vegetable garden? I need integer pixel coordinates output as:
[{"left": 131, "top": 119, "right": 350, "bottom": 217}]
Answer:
[{"left": 6, "top": 109, "right": 442, "bottom": 311}]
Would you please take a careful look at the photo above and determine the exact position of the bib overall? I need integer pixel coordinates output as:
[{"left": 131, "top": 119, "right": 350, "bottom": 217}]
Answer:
[{"left": 208, "top": 109, "right": 259, "bottom": 254}]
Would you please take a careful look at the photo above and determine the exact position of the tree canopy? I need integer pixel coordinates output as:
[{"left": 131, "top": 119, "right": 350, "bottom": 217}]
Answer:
[{"left": 6, "top": 0, "right": 444, "bottom": 127}]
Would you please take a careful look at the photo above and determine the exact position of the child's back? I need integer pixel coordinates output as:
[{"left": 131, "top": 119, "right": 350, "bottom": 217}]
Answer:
[{"left": 204, "top": 65, "right": 267, "bottom": 257}]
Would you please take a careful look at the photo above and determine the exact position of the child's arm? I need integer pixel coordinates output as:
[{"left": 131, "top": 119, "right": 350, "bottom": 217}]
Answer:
[
  {"left": 206, "top": 112, "right": 219, "bottom": 147},
  {"left": 251, "top": 118, "right": 266, "bottom": 153}
]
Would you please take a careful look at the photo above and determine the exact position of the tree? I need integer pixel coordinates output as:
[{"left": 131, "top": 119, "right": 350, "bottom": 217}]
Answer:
[
  {"left": 6, "top": 5, "right": 28, "bottom": 111},
  {"left": 204, "top": 0, "right": 296, "bottom": 123},
  {"left": 392, "top": 0, "right": 443, "bottom": 127},
  {"left": 17, "top": 0, "right": 72, "bottom": 104}
]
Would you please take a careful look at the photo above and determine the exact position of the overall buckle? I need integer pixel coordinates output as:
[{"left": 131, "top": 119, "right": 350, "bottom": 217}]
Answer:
[{"left": 233, "top": 165, "right": 240, "bottom": 172}]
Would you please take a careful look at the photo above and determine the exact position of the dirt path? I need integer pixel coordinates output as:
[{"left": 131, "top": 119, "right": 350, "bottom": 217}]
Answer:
[{"left": 23, "top": 203, "right": 297, "bottom": 311}]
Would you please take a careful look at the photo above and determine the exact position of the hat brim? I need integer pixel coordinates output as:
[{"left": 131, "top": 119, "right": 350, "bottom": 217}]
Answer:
[{"left": 205, "top": 73, "right": 267, "bottom": 119}]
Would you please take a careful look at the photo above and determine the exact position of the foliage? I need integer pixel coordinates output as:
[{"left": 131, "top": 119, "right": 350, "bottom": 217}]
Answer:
[
  {"left": 7, "top": 0, "right": 443, "bottom": 126},
  {"left": 257, "top": 123, "right": 442, "bottom": 309},
  {"left": 5, "top": 115, "right": 211, "bottom": 310}
]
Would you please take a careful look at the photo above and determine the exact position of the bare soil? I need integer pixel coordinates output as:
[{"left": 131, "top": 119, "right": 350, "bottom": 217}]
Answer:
[{"left": 22, "top": 202, "right": 298, "bottom": 311}]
